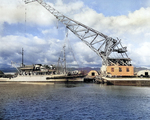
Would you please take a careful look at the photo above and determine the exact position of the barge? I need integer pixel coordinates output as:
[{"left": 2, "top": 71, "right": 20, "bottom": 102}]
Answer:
[{"left": 96, "top": 77, "right": 150, "bottom": 86}]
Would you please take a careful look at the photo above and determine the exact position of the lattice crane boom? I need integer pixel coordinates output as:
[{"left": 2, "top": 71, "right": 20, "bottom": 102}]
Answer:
[{"left": 25, "top": 0, "right": 131, "bottom": 66}]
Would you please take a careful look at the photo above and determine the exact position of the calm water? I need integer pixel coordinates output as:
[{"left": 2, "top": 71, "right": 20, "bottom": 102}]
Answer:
[{"left": 0, "top": 82, "right": 150, "bottom": 120}]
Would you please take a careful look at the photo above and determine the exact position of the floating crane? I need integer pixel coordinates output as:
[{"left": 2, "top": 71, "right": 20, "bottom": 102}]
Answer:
[{"left": 24, "top": 0, "right": 134, "bottom": 77}]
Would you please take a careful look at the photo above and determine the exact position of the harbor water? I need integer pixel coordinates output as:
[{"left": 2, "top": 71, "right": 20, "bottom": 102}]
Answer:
[{"left": 0, "top": 82, "right": 150, "bottom": 120}]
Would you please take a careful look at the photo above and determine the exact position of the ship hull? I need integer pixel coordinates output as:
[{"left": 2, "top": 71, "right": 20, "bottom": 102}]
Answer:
[{"left": 0, "top": 74, "right": 85, "bottom": 82}]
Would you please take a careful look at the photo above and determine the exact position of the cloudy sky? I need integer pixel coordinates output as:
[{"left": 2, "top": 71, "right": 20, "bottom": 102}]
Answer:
[{"left": 0, "top": 0, "right": 150, "bottom": 69}]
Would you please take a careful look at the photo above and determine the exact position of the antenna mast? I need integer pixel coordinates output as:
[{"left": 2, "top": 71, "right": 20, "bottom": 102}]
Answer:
[{"left": 21, "top": 48, "right": 24, "bottom": 67}]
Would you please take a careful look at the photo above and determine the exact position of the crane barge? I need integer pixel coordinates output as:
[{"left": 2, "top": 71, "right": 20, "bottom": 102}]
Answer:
[{"left": 24, "top": 0, "right": 134, "bottom": 77}]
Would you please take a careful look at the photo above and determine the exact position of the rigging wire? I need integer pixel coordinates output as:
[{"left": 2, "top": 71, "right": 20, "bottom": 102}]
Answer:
[
  {"left": 57, "top": 28, "right": 80, "bottom": 73},
  {"left": 68, "top": 39, "right": 79, "bottom": 68},
  {"left": 65, "top": 28, "right": 79, "bottom": 68}
]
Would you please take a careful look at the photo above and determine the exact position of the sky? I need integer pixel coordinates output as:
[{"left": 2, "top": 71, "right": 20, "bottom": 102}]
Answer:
[{"left": 0, "top": 0, "right": 150, "bottom": 69}]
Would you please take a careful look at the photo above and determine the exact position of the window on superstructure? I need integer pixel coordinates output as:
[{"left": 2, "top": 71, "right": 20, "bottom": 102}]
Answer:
[
  {"left": 111, "top": 68, "right": 114, "bottom": 72},
  {"left": 119, "top": 67, "right": 122, "bottom": 72},
  {"left": 126, "top": 68, "right": 129, "bottom": 72}
]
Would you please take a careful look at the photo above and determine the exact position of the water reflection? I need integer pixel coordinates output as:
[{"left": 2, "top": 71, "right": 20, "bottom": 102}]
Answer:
[{"left": 0, "top": 83, "right": 150, "bottom": 120}]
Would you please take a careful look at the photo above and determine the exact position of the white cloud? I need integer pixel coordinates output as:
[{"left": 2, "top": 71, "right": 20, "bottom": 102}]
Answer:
[
  {"left": 127, "top": 42, "right": 150, "bottom": 67},
  {"left": 42, "top": 27, "right": 58, "bottom": 36},
  {"left": 0, "top": 1, "right": 24, "bottom": 24},
  {"left": 0, "top": 0, "right": 84, "bottom": 26},
  {"left": 55, "top": 0, "right": 84, "bottom": 15},
  {"left": 0, "top": 35, "right": 56, "bottom": 65},
  {"left": 33, "top": 36, "right": 46, "bottom": 44},
  {"left": 72, "top": 41, "right": 101, "bottom": 66},
  {"left": 73, "top": 6, "right": 150, "bottom": 38},
  {"left": 74, "top": 6, "right": 150, "bottom": 67}
]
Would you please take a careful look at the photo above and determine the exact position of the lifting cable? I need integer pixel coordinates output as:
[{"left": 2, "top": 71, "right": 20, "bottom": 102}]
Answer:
[{"left": 65, "top": 28, "right": 79, "bottom": 68}]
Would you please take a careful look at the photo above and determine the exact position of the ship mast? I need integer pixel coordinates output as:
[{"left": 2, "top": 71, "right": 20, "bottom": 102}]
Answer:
[
  {"left": 21, "top": 48, "right": 24, "bottom": 67},
  {"left": 63, "top": 45, "right": 66, "bottom": 74}
]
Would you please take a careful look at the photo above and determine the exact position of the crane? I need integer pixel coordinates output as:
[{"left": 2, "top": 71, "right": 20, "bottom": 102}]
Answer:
[{"left": 24, "top": 0, "right": 134, "bottom": 76}]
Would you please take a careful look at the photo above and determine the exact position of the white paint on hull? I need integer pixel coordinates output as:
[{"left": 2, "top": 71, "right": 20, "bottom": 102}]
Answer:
[{"left": 0, "top": 75, "right": 84, "bottom": 82}]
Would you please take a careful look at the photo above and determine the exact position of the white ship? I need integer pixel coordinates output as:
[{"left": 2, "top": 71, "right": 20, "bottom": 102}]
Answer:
[
  {"left": 0, "top": 40, "right": 86, "bottom": 82},
  {"left": 0, "top": 61, "right": 86, "bottom": 82},
  {"left": 0, "top": 64, "right": 85, "bottom": 82}
]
